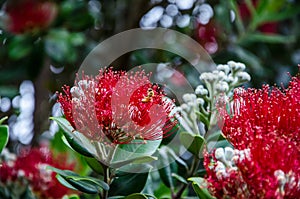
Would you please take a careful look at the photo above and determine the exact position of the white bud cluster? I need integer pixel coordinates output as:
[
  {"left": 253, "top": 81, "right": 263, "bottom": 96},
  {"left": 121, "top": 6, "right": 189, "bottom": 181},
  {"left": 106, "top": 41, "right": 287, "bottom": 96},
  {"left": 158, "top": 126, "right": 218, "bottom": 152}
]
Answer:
[
  {"left": 214, "top": 147, "right": 249, "bottom": 179},
  {"left": 199, "top": 61, "right": 250, "bottom": 97},
  {"left": 216, "top": 64, "right": 230, "bottom": 74},
  {"left": 195, "top": 85, "right": 208, "bottom": 96},
  {"left": 182, "top": 93, "right": 197, "bottom": 103},
  {"left": 177, "top": 61, "right": 251, "bottom": 137},
  {"left": 215, "top": 147, "right": 235, "bottom": 168},
  {"left": 216, "top": 81, "right": 229, "bottom": 92},
  {"left": 232, "top": 148, "right": 251, "bottom": 163},
  {"left": 199, "top": 72, "right": 217, "bottom": 83},
  {"left": 237, "top": 71, "right": 251, "bottom": 82},
  {"left": 228, "top": 61, "right": 246, "bottom": 71}
]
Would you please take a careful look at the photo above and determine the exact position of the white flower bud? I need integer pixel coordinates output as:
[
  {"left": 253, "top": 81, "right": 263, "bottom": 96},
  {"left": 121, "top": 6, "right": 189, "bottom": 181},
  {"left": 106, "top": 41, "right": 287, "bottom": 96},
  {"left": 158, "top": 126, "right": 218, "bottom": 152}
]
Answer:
[
  {"left": 187, "top": 101, "right": 195, "bottom": 108},
  {"left": 182, "top": 93, "right": 196, "bottom": 103},
  {"left": 199, "top": 72, "right": 209, "bottom": 82},
  {"left": 217, "top": 64, "right": 230, "bottom": 74},
  {"left": 196, "top": 98, "right": 205, "bottom": 106},
  {"left": 215, "top": 161, "right": 226, "bottom": 179},
  {"left": 227, "top": 61, "right": 236, "bottom": 69},
  {"left": 217, "top": 71, "right": 226, "bottom": 80},
  {"left": 216, "top": 81, "right": 229, "bottom": 92},
  {"left": 224, "top": 147, "right": 234, "bottom": 161},
  {"left": 215, "top": 148, "right": 225, "bottom": 160},
  {"left": 236, "top": 62, "right": 246, "bottom": 70},
  {"left": 237, "top": 71, "right": 251, "bottom": 82},
  {"left": 228, "top": 61, "right": 246, "bottom": 71},
  {"left": 226, "top": 74, "right": 236, "bottom": 83},
  {"left": 180, "top": 103, "right": 189, "bottom": 111},
  {"left": 200, "top": 72, "right": 217, "bottom": 82},
  {"left": 175, "top": 107, "right": 182, "bottom": 112},
  {"left": 274, "top": 170, "right": 287, "bottom": 185},
  {"left": 215, "top": 161, "right": 226, "bottom": 172},
  {"left": 17, "top": 170, "right": 25, "bottom": 177},
  {"left": 195, "top": 85, "right": 208, "bottom": 96}
]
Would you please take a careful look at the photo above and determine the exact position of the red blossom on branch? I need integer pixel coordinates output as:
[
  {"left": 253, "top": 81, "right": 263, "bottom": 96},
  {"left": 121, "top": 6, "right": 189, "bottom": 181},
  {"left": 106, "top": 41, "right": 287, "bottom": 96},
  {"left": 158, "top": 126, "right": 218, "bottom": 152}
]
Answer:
[
  {"left": 58, "top": 68, "right": 177, "bottom": 145},
  {"left": 4, "top": 0, "right": 57, "bottom": 34},
  {"left": 222, "top": 75, "right": 300, "bottom": 149},
  {"left": 204, "top": 75, "right": 300, "bottom": 198},
  {"left": 0, "top": 146, "right": 75, "bottom": 198}
]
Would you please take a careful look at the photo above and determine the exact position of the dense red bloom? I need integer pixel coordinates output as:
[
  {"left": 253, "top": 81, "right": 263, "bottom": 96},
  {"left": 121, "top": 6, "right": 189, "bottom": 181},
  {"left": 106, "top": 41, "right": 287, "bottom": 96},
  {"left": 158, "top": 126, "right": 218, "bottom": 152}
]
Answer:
[
  {"left": 0, "top": 146, "right": 75, "bottom": 198},
  {"left": 204, "top": 75, "right": 300, "bottom": 198},
  {"left": 58, "top": 68, "right": 177, "bottom": 145},
  {"left": 222, "top": 75, "right": 300, "bottom": 149},
  {"left": 4, "top": 0, "right": 57, "bottom": 34}
]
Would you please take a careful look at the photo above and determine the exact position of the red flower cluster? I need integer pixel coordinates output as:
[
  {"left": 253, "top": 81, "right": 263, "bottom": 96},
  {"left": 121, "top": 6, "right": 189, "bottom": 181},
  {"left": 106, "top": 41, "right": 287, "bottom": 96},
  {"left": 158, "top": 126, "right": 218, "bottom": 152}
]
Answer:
[
  {"left": 4, "top": 0, "right": 57, "bottom": 34},
  {"left": 204, "top": 75, "right": 300, "bottom": 198},
  {"left": 0, "top": 146, "right": 75, "bottom": 198},
  {"left": 58, "top": 68, "right": 176, "bottom": 145}
]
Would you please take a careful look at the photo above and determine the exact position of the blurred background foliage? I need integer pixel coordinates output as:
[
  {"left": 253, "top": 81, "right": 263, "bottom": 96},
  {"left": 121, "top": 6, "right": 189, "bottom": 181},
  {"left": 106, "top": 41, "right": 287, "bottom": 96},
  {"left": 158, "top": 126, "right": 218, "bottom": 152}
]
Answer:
[{"left": 0, "top": 0, "right": 299, "bottom": 168}]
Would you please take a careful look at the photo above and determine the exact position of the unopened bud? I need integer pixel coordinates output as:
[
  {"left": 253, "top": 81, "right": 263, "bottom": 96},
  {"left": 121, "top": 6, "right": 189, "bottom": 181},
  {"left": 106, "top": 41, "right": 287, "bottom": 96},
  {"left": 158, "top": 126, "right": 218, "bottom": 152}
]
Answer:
[
  {"left": 195, "top": 85, "right": 208, "bottom": 96},
  {"left": 216, "top": 81, "right": 229, "bottom": 92},
  {"left": 237, "top": 71, "right": 251, "bottom": 82},
  {"left": 217, "top": 64, "right": 230, "bottom": 74}
]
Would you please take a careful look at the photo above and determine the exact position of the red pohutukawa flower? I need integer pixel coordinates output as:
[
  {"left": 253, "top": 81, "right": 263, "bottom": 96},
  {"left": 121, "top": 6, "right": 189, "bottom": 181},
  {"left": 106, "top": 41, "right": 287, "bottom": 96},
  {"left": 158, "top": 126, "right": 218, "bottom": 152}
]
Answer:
[
  {"left": 0, "top": 146, "right": 75, "bottom": 198},
  {"left": 204, "top": 75, "right": 300, "bottom": 198},
  {"left": 58, "top": 68, "right": 177, "bottom": 145},
  {"left": 3, "top": 0, "right": 57, "bottom": 34}
]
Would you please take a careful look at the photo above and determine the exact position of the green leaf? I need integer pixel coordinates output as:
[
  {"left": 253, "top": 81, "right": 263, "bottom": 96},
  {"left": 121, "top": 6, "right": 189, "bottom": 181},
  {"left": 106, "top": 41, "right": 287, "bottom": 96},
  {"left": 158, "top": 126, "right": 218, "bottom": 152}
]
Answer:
[
  {"left": 158, "top": 146, "right": 177, "bottom": 188},
  {"left": 209, "top": 140, "right": 232, "bottom": 150},
  {"left": 255, "top": 2, "right": 300, "bottom": 24},
  {"left": 124, "top": 193, "right": 148, "bottom": 199},
  {"left": 85, "top": 157, "right": 104, "bottom": 175},
  {"left": 153, "top": 181, "right": 172, "bottom": 199},
  {"left": 0, "top": 116, "right": 8, "bottom": 125},
  {"left": 171, "top": 173, "right": 188, "bottom": 184},
  {"left": 180, "top": 132, "right": 205, "bottom": 158},
  {"left": 205, "top": 130, "right": 225, "bottom": 143},
  {"left": 56, "top": 174, "right": 78, "bottom": 190},
  {"left": 62, "top": 194, "right": 80, "bottom": 199},
  {"left": 0, "top": 125, "right": 9, "bottom": 154},
  {"left": 109, "top": 169, "right": 150, "bottom": 196},
  {"left": 243, "top": 33, "right": 295, "bottom": 44},
  {"left": 196, "top": 169, "right": 207, "bottom": 177},
  {"left": 110, "top": 155, "right": 157, "bottom": 168},
  {"left": 111, "top": 139, "right": 161, "bottom": 166},
  {"left": 188, "top": 177, "right": 215, "bottom": 199},
  {"left": 165, "top": 147, "right": 188, "bottom": 170},
  {"left": 48, "top": 166, "right": 109, "bottom": 194},
  {"left": 50, "top": 117, "right": 94, "bottom": 157},
  {"left": 8, "top": 36, "right": 32, "bottom": 60}
]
